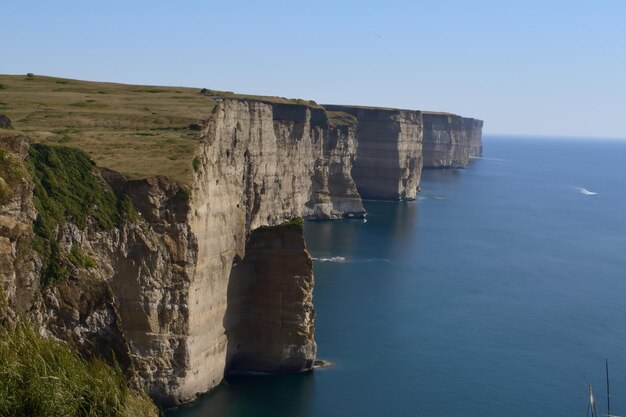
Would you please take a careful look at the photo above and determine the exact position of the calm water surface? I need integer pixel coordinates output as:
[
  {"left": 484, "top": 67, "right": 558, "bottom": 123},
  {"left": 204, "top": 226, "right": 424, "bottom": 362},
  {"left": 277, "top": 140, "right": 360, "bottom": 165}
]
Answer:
[{"left": 169, "top": 136, "right": 626, "bottom": 417}]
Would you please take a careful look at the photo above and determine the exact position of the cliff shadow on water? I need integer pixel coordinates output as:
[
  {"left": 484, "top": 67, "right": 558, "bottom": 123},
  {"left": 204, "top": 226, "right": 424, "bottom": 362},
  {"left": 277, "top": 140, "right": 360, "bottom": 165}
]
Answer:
[{"left": 169, "top": 372, "right": 316, "bottom": 417}]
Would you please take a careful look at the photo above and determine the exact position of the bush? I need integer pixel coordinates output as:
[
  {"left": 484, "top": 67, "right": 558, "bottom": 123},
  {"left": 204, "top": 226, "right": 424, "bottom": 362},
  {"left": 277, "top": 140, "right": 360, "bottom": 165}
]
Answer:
[
  {"left": 0, "top": 323, "right": 159, "bottom": 417},
  {"left": 192, "top": 156, "right": 202, "bottom": 173}
]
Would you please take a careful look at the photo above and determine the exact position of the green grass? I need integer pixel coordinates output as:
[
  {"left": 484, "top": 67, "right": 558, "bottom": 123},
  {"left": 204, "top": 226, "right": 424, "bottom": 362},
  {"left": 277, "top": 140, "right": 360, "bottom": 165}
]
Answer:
[
  {"left": 250, "top": 217, "right": 304, "bottom": 236},
  {"left": 0, "top": 74, "right": 211, "bottom": 184},
  {"left": 326, "top": 111, "right": 357, "bottom": 128},
  {"left": 27, "top": 144, "right": 137, "bottom": 285},
  {"left": 0, "top": 145, "right": 28, "bottom": 204},
  {"left": 0, "top": 323, "right": 159, "bottom": 417},
  {"left": 67, "top": 244, "right": 97, "bottom": 269}
]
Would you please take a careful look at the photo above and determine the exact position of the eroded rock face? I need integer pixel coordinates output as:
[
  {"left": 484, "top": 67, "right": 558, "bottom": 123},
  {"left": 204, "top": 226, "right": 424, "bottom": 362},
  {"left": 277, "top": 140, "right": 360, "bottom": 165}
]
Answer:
[
  {"left": 323, "top": 105, "right": 423, "bottom": 200},
  {"left": 422, "top": 113, "right": 484, "bottom": 168},
  {"left": 0, "top": 137, "right": 134, "bottom": 377},
  {"left": 0, "top": 136, "right": 40, "bottom": 328},
  {"left": 226, "top": 222, "right": 315, "bottom": 374}
]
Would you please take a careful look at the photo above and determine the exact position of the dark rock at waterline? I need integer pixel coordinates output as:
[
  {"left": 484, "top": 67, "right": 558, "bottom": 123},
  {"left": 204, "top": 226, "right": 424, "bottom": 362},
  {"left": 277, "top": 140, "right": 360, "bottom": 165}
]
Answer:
[{"left": 314, "top": 359, "right": 334, "bottom": 369}]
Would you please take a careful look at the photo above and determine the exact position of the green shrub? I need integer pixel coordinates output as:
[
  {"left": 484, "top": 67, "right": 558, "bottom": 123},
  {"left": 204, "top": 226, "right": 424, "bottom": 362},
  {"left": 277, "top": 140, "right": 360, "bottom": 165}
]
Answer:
[
  {"left": 67, "top": 244, "right": 96, "bottom": 269},
  {"left": 192, "top": 156, "right": 201, "bottom": 173},
  {"left": 0, "top": 323, "right": 159, "bottom": 417}
]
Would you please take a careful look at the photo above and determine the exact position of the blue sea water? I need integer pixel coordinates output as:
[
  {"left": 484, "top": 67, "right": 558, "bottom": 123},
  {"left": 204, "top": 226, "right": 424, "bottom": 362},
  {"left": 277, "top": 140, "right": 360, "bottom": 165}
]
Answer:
[{"left": 169, "top": 136, "right": 626, "bottom": 417}]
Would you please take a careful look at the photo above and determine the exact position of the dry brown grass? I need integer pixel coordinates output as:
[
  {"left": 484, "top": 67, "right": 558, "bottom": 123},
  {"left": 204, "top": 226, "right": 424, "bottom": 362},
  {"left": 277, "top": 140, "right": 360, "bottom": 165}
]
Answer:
[
  {"left": 0, "top": 74, "right": 325, "bottom": 184},
  {"left": 326, "top": 110, "right": 357, "bottom": 128},
  {"left": 0, "top": 74, "right": 214, "bottom": 184}
]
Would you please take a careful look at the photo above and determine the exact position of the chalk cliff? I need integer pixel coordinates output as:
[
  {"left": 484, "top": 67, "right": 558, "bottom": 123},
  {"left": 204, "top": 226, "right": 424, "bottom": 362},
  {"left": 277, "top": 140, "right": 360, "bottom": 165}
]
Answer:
[
  {"left": 323, "top": 105, "right": 423, "bottom": 200},
  {"left": 0, "top": 79, "right": 483, "bottom": 409},
  {"left": 422, "top": 112, "right": 484, "bottom": 168},
  {"left": 0, "top": 99, "right": 364, "bottom": 406}
]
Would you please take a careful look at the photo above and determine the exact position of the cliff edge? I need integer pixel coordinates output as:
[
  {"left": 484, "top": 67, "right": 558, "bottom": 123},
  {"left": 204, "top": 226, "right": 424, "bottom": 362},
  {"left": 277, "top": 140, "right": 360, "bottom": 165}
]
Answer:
[{"left": 0, "top": 74, "right": 483, "bottom": 407}]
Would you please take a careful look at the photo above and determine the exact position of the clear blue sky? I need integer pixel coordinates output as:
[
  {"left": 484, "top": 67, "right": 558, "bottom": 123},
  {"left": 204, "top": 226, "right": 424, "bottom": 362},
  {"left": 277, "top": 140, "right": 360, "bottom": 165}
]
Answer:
[{"left": 2, "top": 0, "right": 626, "bottom": 137}]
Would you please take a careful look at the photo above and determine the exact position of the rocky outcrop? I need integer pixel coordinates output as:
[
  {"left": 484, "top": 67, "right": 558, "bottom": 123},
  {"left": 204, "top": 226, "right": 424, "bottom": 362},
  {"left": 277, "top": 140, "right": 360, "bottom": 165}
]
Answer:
[
  {"left": 323, "top": 105, "right": 423, "bottom": 200},
  {"left": 226, "top": 221, "right": 315, "bottom": 374},
  {"left": 422, "top": 112, "right": 483, "bottom": 168},
  {"left": 0, "top": 114, "right": 11, "bottom": 129}
]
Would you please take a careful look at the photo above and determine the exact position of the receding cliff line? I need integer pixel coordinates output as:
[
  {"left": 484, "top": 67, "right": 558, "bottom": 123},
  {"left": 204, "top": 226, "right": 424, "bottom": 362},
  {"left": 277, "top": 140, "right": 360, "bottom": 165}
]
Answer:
[
  {"left": 323, "top": 105, "right": 423, "bottom": 200},
  {"left": 422, "top": 112, "right": 484, "bottom": 168},
  {"left": 1, "top": 74, "right": 485, "bottom": 409}
]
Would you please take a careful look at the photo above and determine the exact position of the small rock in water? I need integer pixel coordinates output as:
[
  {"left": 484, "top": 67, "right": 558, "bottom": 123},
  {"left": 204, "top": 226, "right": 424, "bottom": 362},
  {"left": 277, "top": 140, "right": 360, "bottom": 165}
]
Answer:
[{"left": 314, "top": 359, "right": 334, "bottom": 369}]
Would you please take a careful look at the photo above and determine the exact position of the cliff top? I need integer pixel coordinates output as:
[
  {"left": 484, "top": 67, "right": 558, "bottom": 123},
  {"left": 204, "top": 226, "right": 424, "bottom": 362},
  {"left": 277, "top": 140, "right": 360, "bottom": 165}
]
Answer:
[
  {"left": 323, "top": 103, "right": 422, "bottom": 113},
  {"left": 0, "top": 74, "right": 323, "bottom": 184}
]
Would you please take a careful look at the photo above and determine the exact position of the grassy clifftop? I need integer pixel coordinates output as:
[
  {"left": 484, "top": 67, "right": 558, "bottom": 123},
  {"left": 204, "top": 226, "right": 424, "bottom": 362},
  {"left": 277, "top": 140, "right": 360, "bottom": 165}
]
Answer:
[
  {"left": 0, "top": 74, "right": 324, "bottom": 184},
  {"left": 0, "top": 74, "right": 212, "bottom": 184}
]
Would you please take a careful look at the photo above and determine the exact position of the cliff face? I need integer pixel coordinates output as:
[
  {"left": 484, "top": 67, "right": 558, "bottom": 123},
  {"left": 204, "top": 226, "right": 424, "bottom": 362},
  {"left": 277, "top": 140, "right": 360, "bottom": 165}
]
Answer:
[
  {"left": 1, "top": 88, "right": 483, "bottom": 409},
  {"left": 323, "top": 105, "right": 423, "bottom": 201},
  {"left": 422, "top": 113, "right": 484, "bottom": 168},
  {"left": 464, "top": 117, "right": 484, "bottom": 158},
  {"left": 0, "top": 99, "right": 362, "bottom": 406}
]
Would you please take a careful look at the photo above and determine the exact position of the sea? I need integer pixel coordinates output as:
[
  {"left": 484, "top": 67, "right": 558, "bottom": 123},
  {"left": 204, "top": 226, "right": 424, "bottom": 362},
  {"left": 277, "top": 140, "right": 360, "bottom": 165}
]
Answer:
[{"left": 169, "top": 135, "right": 626, "bottom": 417}]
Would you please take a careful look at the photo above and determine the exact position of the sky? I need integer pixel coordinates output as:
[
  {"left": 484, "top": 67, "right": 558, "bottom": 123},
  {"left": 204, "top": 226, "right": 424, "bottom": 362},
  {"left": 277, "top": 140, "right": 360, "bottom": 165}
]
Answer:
[{"left": 2, "top": 0, "right": 626, "bottom": 138}]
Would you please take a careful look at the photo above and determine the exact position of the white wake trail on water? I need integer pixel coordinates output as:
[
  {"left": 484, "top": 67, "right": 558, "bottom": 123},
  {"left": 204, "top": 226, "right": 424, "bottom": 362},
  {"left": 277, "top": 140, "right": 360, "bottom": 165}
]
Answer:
[
  {"left": 312, "top": 256, "right": 347, "bottom": 263},
  {"left": 576, "top": 187, "right": 598, "bottom": 196},
  {"left": 311, "top": 256, "right": 391, "bottom": 264}
]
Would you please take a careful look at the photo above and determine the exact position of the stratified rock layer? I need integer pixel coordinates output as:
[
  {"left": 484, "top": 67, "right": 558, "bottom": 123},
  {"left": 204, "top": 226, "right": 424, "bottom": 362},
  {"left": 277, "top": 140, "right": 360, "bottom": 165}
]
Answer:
[
  {"left": 226, "top": 222, "right": 315, "bottom": 374},
  {"left": 323, "top": 105, "right": 423, "bottom": 200},
  {"left": 422, "top": 112, "right": 484, "bottom": 168}
]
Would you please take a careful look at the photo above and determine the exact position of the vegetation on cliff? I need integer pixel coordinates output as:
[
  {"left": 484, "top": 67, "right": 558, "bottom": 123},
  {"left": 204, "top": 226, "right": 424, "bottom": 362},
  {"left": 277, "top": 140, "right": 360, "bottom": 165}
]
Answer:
[
  {"left": 27, "top": 144, "right": 136, "bottom": 285},
  {"left": 250, "top": 217, "right": 305, "bottom": 237},
  {"left": 326, "top": 110, "right": 357, "bottom": 128},
  {"left": 0, "top": 323, "right": 159, "bottom": 417},
  {"left": 0, "top": 145, "right": 28, "bottom": 204}
]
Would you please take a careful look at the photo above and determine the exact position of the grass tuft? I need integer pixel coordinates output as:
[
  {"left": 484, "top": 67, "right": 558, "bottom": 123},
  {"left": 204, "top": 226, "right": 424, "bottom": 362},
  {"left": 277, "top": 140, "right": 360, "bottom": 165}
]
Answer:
[
  {"left": 192, "top": 156, "right": 201, "bottom": 173},
  {"left": 250, "top": 217, "right": 304, "bottom": 237},
  {"left": 0, "top": 323, "right": 159, "bottom": 417}
]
